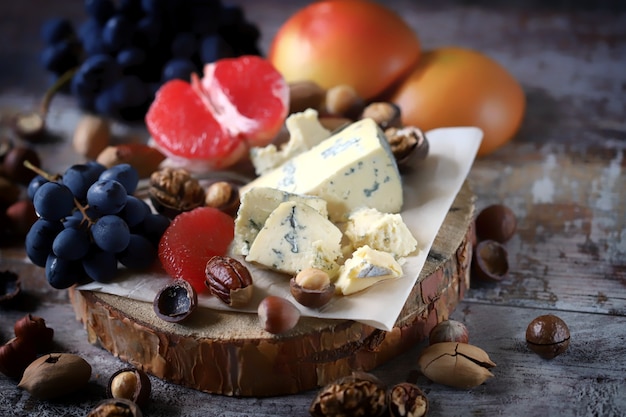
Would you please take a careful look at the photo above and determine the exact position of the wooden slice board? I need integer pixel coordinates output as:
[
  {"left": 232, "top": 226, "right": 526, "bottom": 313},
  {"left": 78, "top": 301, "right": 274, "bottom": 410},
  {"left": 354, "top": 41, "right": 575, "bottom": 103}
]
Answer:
[{"left": 69, "top": 182, "right": 475, "bottom": 397}]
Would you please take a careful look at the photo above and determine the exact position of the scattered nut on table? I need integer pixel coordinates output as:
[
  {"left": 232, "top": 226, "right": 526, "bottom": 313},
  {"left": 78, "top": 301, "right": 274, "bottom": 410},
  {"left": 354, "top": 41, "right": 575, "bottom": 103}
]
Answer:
[
  {"left": 475, "top": 204, "right": 517, "bottom": 243},
  {"left": 429, "top": 319, "right": 469, "bottom": 345},
  {"left": 87, "top": 398, "right": 143, "bottom": 417},
  {"left": 526, "top": 314, "right": 570, "bottom": 359},
  {"left": 107, "top": 367, "right": 151, "bottom": 406},
  {"left": 18, "top": 353, "right": 92, "bottom": 399},
  {"left": 417, "top": 342, "right": 496, "bottom": 389},
  {"left": 153, "top": 279, "right": 198, "bottom": 323},
  {"left": 387, "top": 382, "right": 429, "bottom": 417},
  {"left": 309, "top": 371, "right": 387, "bottom": 417},
  {"left": 472, "top": 239, "right": 509, "bottom": 282}
]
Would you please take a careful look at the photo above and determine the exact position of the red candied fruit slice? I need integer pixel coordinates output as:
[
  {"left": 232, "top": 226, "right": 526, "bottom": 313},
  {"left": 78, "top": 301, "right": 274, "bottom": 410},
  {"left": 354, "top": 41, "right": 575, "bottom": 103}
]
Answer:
[
  {"left": 146, "top": 79, "right": 247, "bottom": 168},
  {"left": 158, "top": 207, "right": 235, "bottom": 293},
  {"left": 197, "top": 55, "right": 289, "bottom": 147}
]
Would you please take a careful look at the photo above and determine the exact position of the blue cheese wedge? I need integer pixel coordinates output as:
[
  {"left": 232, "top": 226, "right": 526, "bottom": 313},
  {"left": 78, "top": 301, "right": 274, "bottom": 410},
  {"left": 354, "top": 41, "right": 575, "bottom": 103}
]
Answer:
[
  {"left": 245, "top": 201, "right": 342, "bottom": 277},
  {"left": 232, "top": 187, "right": 328, "bottom": 256},
  {"left": 344, "top": 207, "right": 418, "bottom": 257},
  {"left": 249, "top": 108, "right": 331, "bottom": 175},
  {"left": 241, "top": 118, "right": 402, "bottom": 222},
  {"left": 335, "top": 245, "right": 403, "bottom": 295}
]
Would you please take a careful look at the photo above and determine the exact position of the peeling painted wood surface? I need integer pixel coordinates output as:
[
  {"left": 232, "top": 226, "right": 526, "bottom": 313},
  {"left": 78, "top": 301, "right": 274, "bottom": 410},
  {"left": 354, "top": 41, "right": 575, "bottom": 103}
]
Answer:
[{"left": 1, "top": 0, "right": 625, "bottom": 416}]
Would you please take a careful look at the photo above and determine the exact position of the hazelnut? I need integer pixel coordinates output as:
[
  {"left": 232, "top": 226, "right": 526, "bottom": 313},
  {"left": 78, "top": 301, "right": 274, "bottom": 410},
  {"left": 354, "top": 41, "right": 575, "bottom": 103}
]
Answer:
[
  {"left": 0, "top": 270, "right": 21, "bottom": 306},
  {"left": 153, "top": 279, "right": 198, "bottom": 323},
  {"left": 324, "top": 84, "right": 365, "bottom": 119},
  {"left": 257, "top": 296, "right": 301, "bottom": 334},
  {"left": 0, "top": 337, "right": 37, "bottom": 379},
  {"left": 387, "top": 382, "right": 429, "bottom": 417},
  {"left": 204, "top": 181, "right": 240, "bottom": 217},
  {"left": 472, "top": 239, "right": 509, "bottom": 282},
  {"left": 107, "top": 367, "right": 151, "bottom": 406},
  {"left": 0, "top": 137, "right": 13, "bottom": 162},
  {"left": 289, "top": 267, "right": 334, "bottom": 308},
  {"left": 526, "top": 314, "right": 570, "bottom": 359},
  {"left": 149, "top": 167, "right": 205, "bottom": 218},
  {"left": 2, "top": 146, "right": 41, "bottom": 185},
  {"left": 5, "top": 199, "right": 38, "bottom": 236},
  {"left": 73, "top": 114, "right": 111, "bottom": 159},
  {"left": 475, "top": 204, "right": 517, "bottom": 243},
  {"left": 205, "top": 256, "right": 253, "bottom": 307},
  {"left": 310, "top": 371, "right": 387, "bottom": 417},
  {"left": 429, "top": 319, "right": 469, "bottom": 345},
  {"left": 361, "top": 102, "right": 403, "bottom": 130},
  {"left": 288, "top": 80, "right": 325, "bottom": 114},
  {"left": 13, "top": 314, "right": 54, "bottom": 351},
  {"left": 0, "top": 176, "right": 21, "bottom": 208},
  {"left": 87, "top": 398, "right": 143, "bottom": 417},
  {"left": 96, "top": 143, "right": 166, "bottom": 178}
]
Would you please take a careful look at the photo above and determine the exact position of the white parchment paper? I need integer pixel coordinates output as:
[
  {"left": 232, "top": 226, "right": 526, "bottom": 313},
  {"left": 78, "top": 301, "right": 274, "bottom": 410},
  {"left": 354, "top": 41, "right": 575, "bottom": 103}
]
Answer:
[{"left": 77, "top": 126, "right": 482, "bottom": 331}]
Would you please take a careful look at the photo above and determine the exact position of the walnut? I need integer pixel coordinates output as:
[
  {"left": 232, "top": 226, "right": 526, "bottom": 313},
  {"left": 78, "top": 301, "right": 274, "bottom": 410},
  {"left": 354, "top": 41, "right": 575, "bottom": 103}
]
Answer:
[
  {"left": 361, "top": 102, "right": 402, "bottom": 130},
  {"left": 384, "top": 126, "right": 429, "bottom": 168},
  {"left": 149, "top": 167, "right": 205, "bottom": 218}
]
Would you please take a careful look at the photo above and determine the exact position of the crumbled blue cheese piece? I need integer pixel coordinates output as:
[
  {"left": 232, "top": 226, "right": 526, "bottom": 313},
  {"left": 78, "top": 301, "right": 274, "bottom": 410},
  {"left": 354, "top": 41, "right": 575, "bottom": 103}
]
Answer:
[
  {"left": 249, "top": 108, "right": 331, "bottom": 176},
  {"left": 335, "top": 245, "right": 403, "bottom": 295},
  {"left": 343, "top": 207, "right": 418, "bottom": 257}
]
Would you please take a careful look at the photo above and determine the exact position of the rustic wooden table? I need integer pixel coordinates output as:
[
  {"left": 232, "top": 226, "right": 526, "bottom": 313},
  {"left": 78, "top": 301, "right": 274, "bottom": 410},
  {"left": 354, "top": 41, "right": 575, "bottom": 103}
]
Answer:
[{"left": 1, "top": 1, "right": 625, "bottom": 416}]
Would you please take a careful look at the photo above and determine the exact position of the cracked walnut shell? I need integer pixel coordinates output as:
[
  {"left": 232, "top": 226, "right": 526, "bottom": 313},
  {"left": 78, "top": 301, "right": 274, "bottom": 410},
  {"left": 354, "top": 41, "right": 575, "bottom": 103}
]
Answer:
[{"left": 149, "top": 167, "right": 205, "bottom": 218}]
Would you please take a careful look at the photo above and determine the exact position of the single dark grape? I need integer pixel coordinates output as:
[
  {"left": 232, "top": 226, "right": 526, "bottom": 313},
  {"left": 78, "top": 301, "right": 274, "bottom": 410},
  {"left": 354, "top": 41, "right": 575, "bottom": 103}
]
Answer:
[
  {"left": 117, "top": 47, "right": 146, "bottom": 71},
  {"left": 162, "top": 58, "right": 198, "bottom": 82},
  {"left": 63, "top": 162, "right": 107, "bottom": 201},
  {"left": 119, "top": 195, "right": 150, "bottom": 227},
  {"left": 138, "top": 212, "right": 170, "bottom": 246},
  {"left": 133, "top": 15, "right": 163, "bottom": 49},
  {"left": 119, "top": 0, "right": 144, "bottom": 21},
  {"left": 83, "top": 248, "right": 118, "bottom": 282},
  {"left": 187, "top": 0, "right": 221, "bottom": 35},
  {"left": 112, "top": 76, "right": 150, "bottom": 108},
  {"left": 25, "top": 219, "right": 64, "bottom": 267},
  {"left": 171, "top": 32, "right": 197, "bottom": 59},
  {"left": 40, "top": 40, "right": 81, "bottom": 75},
  {"left": 40, "top": 17, "right": 76, "bottom": 45},
  {"left": 77, "top": 53, "right": 122, "bottom": 91},
  {"left": 27, "top": 175, "right": 49, "bottom": 201},
  {"left": 52, "top": 227, "right": 91, "bottom": 260},
  {"left": 33, "top": 182, "right": 76, "bottom": 221},
  {"left": 99, "top": 163, "right": 139, "bottom": 194},
  {"left": 102, "top": 15, "right": 135, "bottom": 52},
  {"left": 87, "top": 179, "right": 127, "bottom": 215},
  {"left": 45, "top": 254, "right": 85, "bottom": 289},
  {"left": 78, "top": 18, "right": 106, "bottom": 55},
  {"left": 118, "top": 234, "right": 157, "bottom": 269},
  {"left": 85, "top": 0, "right": 116, "bottom": 24},
  {"left": 199, "top": 34, "right": 233, "bottom": 64},
  {"left": 91, "top": 215, "right": 130, "bottom": 252}
]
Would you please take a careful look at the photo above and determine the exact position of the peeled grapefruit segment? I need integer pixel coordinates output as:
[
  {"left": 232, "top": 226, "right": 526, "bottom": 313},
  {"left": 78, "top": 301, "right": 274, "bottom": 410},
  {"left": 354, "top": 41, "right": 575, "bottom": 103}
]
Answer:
[
  {"left": 146, "top": 56, "right": 289, "bottom": 170},
  {"left": 198, "top": 55, "right": 289, "bottom": 146},
  {"left": 158, "top": 207, "right": 235, "bottom": 293}
]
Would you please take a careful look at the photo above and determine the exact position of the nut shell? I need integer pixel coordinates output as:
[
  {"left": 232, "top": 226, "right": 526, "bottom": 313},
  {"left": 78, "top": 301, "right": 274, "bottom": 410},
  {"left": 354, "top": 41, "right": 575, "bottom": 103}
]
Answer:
[
  {"left": 429, "top": 319, "right": 469, "bottom": 345},
  {"left": 149, "top": 167, "right": 205, "bottom": 218},
  {"left": 388, "top": 382, "right": 428, "bottom": 417},
  {"left": 153, "top": 279, "right": 198, "bottom": 323},
  {"left": 0, "top": 337, "right": 37, "bottom": 379},
  {"left": 526, "top": 314, "right": 570, "bottom": 359},
  {"left": 18, "top": 353, "right": 92, "bottom": 399},
  {"left": 310, "top": 371, "right": 387, "bottom": 417},
  {"left": 13, "top": 314, "right": 54, "bottom": 351},
  {"left": 88, "top": 398, "right": 143, "bottom": 417},
  {"left": 107, "top": 367, "right": 151, "bottom": 406},
  {"left": 205, "top": 256, "right": 253, "bottom": 307},
  {"left": 472, "top": 239, "right": 509, "bottom": 282},
  {"left": 418, "top": 342, "right": 496, "bottom": 389},
  {"left": 0, "top": 270, "right": 21, "bottom": 306},
  {"left": 289, "top": 268, "right": 335, "bottom": 309}
]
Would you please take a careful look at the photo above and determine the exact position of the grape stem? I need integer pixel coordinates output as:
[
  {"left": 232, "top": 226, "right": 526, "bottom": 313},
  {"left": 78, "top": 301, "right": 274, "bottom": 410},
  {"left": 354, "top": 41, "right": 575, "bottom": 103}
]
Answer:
[
  {"left": 39, "top": 67, "right": 78, "bottom": 116},
  {"left": 73, "top": 198, "right": 95, "bottom": 228},
  {"left": 23, "top": 160, "right": 61, "bottom": 182}
]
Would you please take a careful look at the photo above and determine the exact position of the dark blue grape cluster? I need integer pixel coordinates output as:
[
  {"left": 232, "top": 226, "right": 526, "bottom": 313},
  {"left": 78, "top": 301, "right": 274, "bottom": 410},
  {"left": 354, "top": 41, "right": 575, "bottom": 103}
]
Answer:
[
  {"left": 40, "top": 0, "right": 261, "bottom": 121},
  {"left": 25, "top": 162, "right": 171, "bottom": 289}
]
